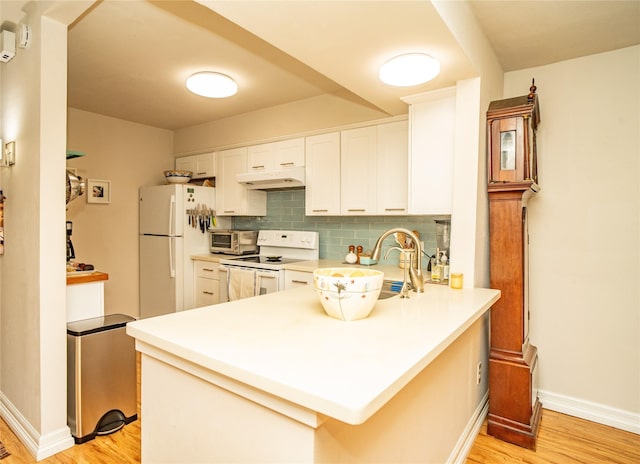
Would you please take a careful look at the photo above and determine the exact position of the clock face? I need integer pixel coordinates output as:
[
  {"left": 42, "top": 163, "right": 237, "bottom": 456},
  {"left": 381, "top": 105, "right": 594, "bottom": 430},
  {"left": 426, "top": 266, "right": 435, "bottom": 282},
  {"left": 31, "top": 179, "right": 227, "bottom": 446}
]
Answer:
[{"left": 500, "top": 130, "right": 516, "bottom": 170}]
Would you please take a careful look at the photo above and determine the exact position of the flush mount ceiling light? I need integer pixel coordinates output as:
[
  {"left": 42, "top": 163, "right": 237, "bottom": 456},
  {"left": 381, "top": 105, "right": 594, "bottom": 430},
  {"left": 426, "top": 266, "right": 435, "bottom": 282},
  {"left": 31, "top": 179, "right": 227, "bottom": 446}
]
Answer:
[
  {"left": 379, "top": 53, "right": 441, "bottom": 87},
  {"left": 186, "top": 72, "right": 238, "bottom": 98}
]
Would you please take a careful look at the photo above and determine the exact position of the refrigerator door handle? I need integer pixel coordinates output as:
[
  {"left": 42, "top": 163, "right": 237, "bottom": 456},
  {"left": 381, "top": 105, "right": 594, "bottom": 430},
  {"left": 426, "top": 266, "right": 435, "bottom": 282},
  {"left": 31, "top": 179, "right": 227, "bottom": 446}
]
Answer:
[
  {"left": 169, "top": 237, "right": 176, "bottom": 278},
  {"left": 169, "top": 194, "right": 176, "bottom": 236}
]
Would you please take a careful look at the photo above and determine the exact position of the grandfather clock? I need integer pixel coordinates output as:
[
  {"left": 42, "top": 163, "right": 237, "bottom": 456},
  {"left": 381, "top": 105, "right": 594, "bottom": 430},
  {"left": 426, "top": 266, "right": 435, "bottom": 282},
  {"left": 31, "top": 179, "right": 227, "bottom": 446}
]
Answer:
[{"left": 487, "top": 81, "right": 542, "bottom": 449}]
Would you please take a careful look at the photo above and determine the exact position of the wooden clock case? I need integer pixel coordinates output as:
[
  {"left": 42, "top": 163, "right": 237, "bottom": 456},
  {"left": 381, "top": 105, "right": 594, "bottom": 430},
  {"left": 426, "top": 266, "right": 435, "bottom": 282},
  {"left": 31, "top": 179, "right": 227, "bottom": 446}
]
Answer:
[{"left": 487, "top": 82, "right": 542, "bottom": 449}]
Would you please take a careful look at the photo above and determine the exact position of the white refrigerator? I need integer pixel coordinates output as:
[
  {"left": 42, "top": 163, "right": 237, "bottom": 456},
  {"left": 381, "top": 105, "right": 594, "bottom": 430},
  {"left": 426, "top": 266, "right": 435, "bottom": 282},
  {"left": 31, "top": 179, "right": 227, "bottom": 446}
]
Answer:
[{"left": 139, "top": 184, "right": 230, "bottom": 319}]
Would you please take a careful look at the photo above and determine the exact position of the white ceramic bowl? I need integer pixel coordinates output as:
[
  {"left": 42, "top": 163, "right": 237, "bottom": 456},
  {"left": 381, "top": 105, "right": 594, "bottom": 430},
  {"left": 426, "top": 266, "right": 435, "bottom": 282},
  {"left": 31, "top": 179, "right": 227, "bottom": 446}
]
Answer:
[
  {"left": 313, "top": 268, "right": 384, "bottom": 321},
  {"left": 164, "top": 170, "right": 193, "bottom": 184}
]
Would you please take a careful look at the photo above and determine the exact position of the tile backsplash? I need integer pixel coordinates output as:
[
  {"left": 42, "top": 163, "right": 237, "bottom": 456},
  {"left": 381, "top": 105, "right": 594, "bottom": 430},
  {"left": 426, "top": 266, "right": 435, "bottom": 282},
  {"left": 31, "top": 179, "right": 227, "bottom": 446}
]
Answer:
[{"left": 232, "top": 190, "right": 449, "bottom": 266}]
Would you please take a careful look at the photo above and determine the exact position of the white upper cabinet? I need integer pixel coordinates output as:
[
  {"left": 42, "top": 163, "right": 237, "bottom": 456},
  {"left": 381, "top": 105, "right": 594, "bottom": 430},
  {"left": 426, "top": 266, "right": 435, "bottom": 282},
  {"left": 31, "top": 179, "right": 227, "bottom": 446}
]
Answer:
[
  {"left": 305, "top": 120, "right": 408, "bottom": 216},
  {"left": 216, "top": 147, "right": 266, "bottom": 216},
  {"left": 340, "top": 125, "right": 377, "bottom": 215},
  {"left": 404, "top": 87, "right": 456, "bottom": 215},
  {"left": 247, "top": 138, "right": 305, "bottom": 172},
  {"left": 305, "top": 132, "right": 341, "bottom": 216},
  {"left": 376, "top": 120, "right": 408, "bottom": 215},
  {"left": 175, "top": 152, "right": 216, "bottom": 179}
]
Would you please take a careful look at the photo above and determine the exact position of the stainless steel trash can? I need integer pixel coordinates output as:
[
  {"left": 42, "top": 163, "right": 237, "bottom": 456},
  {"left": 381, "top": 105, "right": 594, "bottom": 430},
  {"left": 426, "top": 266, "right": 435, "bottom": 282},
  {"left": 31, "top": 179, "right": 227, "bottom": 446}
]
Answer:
[{"left": 67, "top": 314, "right": 137, "bottom": 444}]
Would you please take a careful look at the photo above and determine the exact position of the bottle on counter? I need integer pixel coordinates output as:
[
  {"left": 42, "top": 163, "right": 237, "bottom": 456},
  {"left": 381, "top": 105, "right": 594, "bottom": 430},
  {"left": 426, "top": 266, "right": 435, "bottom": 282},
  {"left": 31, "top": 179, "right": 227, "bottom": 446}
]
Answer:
[
  {"left": 356, "top": 245, "right": 363, "bottom": 264},
  {"left": 431, "top": 248, "right": 442, "bottom": 283},
  {"left": 345, "top": 245, "right": 358, "bottom": 264},
  {"left": 441, "top": 252, "right": 449, "bottom": 283}
]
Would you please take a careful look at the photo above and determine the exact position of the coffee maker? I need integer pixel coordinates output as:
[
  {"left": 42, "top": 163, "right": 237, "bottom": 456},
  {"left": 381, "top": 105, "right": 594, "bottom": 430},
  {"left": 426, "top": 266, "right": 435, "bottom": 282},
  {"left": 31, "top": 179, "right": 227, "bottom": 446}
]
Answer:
[
  {"left": 66, "top": 221, "right": 75, "bottom": 262},
  {"left": 435, "top": 219, "right": 451, "bottom": 260}
]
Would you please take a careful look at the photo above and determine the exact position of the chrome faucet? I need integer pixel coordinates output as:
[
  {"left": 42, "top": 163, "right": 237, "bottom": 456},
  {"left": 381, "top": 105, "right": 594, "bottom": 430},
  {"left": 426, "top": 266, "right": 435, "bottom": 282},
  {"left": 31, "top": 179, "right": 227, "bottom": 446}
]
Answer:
[{"left": 371, "top": 228, "right": 424, "bottom": 293}]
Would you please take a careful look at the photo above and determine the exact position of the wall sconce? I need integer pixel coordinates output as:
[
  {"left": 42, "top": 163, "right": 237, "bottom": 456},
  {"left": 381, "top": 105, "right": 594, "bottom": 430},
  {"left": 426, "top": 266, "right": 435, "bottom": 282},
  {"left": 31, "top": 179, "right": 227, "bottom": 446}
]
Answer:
[{"left": 1, "top": 141, "right": 15, "bottom": 167}]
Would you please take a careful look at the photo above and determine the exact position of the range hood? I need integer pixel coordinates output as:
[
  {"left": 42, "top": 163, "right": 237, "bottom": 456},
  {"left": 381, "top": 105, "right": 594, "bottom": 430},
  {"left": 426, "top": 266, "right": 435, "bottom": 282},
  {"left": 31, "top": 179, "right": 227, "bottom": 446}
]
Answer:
[{"left": 236, "top": 166, "right": 305, "bottom": 190}]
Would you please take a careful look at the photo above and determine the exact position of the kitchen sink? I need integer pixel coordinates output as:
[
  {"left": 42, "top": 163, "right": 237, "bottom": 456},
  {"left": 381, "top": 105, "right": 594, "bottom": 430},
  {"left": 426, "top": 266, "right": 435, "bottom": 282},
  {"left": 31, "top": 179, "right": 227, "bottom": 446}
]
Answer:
[{"left": 378, "top": 280, "right": 401, "bottom": 299}]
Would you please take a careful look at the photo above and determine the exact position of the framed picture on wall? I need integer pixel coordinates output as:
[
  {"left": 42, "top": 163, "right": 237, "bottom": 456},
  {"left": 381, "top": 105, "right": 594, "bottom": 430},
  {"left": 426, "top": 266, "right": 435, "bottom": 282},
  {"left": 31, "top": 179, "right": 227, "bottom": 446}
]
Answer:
[{"left": 87, "top": 179, "right": 111, "bottom": 204}]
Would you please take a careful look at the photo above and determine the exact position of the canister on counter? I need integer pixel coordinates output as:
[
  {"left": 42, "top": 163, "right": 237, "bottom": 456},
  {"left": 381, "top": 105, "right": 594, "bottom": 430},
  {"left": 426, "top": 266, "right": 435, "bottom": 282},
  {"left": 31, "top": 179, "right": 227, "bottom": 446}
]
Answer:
[{"left": 450, "top": 272, "right": 463, "bottom": 289}]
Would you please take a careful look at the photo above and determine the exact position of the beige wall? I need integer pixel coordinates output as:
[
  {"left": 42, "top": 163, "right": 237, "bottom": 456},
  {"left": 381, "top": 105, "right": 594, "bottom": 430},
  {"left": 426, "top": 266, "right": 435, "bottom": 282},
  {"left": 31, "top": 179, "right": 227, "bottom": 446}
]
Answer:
[
  {"left": 66, "top": 108, "right": 174, "bottom": 318},
  {"left": 0, "top": 2, "right": 78, "bottom": 457},
  {"left": 505, "top": 46, "right": 640, "bottom": 420},
  {"left": 173, "top": 92, "right": 390, "bottom": 155}
]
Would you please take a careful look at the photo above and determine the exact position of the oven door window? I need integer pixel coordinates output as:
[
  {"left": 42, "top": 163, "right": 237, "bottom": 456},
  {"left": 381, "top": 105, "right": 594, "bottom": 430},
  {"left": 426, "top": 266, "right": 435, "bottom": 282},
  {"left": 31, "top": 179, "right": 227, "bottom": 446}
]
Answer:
[
  {"left": 256, "top": 270, "right": 279, "bottom": 295},
  {"left": 212, "top": 233, "right": 232, "bottom": 249}
]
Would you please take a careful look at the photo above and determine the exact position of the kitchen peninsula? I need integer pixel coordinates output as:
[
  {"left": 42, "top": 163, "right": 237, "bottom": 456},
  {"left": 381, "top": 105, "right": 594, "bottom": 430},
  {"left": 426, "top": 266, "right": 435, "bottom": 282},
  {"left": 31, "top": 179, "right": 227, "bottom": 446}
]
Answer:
[{"left": 127, "top": 276, "right": 499, "bottom": 463}]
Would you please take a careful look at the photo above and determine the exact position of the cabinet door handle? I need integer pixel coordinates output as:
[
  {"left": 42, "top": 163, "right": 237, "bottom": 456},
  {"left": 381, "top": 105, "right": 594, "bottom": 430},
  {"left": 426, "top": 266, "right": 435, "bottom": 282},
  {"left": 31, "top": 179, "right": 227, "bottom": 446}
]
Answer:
[
  {"left": 384, "top": 208, "right": 406, "bottom": 212},
  {"left": 280, "top": 162, "right": 295, "bottom": 167},
  {"left": 202, "top": 291, "right": 214, "bottom": 295},
  {"left": 291, "top": 280, "right": 308, "bottom": 285},
  {"left": 196, "top": 171, "right": 207, "bottom": 175},
  {"left": 251, "top": 165, "right": 265, "bottom": 169},
  {"left": 202, "top": 268, "right": 214, "bottom": 272},
  {"left": 224, "top": 210, "right": 235, "bottom": 214},
  {"left": 312, "top": 209, "right": 328, "bottom": 212},
  {"left": 347, "top": 208, "right": 366, "bottom": 212}
]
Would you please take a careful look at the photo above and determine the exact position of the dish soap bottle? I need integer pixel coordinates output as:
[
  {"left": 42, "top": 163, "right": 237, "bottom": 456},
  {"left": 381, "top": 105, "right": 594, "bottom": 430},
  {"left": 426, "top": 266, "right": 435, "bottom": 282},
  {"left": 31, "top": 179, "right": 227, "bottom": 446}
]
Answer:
[
  {"left": 345, "top": 245, "right": 358, "bottom": 264},
  {"left": 440, "top": 252, "right": 449, "bottom": 283}
]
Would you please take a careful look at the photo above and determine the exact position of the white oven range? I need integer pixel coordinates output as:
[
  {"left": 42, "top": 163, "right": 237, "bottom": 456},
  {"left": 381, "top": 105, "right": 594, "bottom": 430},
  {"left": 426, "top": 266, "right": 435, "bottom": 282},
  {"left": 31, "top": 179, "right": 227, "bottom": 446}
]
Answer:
[{"left": 219, "top": 230, "right": 319, "bottom": 302}]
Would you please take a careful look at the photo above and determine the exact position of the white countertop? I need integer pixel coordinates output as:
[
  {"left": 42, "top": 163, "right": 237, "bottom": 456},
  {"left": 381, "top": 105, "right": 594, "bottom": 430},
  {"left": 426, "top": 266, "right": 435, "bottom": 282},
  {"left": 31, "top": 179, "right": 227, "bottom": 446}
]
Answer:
[
  {"left": 127, "top": 277, "right": 499, "bottom": 425},
  {"left": 191, "top": 253, "right": 227, "bottom": 263}
]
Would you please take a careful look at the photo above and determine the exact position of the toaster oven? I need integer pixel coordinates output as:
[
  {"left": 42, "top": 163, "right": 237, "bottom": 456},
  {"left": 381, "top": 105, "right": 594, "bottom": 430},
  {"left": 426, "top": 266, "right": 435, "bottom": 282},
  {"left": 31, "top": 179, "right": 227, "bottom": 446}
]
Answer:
[{"left": 209, "top": 230, "right": 258, "bottom": 255}]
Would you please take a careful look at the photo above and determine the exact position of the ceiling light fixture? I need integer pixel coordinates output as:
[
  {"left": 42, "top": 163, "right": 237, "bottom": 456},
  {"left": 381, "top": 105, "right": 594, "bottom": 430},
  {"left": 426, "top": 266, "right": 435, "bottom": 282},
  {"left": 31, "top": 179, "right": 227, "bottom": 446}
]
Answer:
[
  {"left": 186, "top": 72, "right": 238, "bottom": 98},
  {"left": 379, "top": 53, "right": 440, "bottom": 87}
]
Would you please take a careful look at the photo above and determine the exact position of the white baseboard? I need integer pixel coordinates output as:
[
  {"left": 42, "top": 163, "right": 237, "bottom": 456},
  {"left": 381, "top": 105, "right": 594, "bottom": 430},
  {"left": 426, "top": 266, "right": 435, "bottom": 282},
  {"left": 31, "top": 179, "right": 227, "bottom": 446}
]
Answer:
[
  {"left": 444, "top": 389, "right": 639, "bottom": 464},
  {"left": 0, "top": 390, "right": 74, "bottom": 460},
  {"left": 448, "top": 391, "right": 489, "bottom": 464},
  {"left": 539, "top": 389, "right": 640, "bottom": 435}
]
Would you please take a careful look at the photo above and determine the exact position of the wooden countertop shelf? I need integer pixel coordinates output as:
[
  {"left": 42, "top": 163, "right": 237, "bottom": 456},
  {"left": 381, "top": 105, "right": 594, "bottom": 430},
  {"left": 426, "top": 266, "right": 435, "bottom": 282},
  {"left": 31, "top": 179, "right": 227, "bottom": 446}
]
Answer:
[{"left": 66, "top": 271, "right": 109, "bottom": 285}]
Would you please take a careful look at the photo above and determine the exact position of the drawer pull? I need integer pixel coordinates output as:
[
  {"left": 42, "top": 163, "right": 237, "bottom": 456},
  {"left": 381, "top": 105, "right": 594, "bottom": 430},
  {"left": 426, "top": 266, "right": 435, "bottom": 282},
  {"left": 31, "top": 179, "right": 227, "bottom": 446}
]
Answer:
[
  {"left": 291, "top": 280, "right": 308, "bottom": 285},
  {"left": 202, "top": 268, "right": 214, "bottom": 272},
  {"left": 202, "top": 291, "right": 214, "bottom": 295}
]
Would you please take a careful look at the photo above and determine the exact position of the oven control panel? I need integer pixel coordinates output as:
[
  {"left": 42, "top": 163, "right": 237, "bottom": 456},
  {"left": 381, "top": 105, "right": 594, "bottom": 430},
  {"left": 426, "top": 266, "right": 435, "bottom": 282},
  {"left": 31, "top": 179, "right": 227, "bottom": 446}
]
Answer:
[{"left": 257, "top": 230, "right": 318, "bottom": 250}]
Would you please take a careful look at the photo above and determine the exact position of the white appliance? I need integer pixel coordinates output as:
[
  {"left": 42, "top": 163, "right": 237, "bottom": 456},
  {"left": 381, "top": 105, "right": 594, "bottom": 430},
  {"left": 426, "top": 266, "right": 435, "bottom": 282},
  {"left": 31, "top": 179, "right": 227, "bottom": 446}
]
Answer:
[
  {"left": 139, "top": 184, "right": 231, "bottom": 318},
  {"left": 219, "top": 230, "right": 319, "bottom": 302}
]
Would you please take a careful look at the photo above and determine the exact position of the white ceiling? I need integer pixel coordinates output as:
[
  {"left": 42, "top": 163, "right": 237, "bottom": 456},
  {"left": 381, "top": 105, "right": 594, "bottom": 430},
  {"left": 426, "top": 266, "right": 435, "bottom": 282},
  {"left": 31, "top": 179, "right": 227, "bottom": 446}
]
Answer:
[{"left": 67, "top": 0, "right": 640, "bottom": 131}]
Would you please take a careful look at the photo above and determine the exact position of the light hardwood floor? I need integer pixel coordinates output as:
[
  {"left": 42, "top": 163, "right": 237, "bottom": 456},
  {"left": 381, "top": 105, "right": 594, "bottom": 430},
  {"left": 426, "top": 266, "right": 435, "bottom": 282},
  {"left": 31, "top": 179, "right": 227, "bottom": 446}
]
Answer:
[
  {"left": 0, "top": 408, "right": 637, "bottom": 463},
  {"left": 0, "top": 355, "right": 637, "bottom": 464},
  {"left": 467, "top": 409, "right": 640, "bottom": 464}
]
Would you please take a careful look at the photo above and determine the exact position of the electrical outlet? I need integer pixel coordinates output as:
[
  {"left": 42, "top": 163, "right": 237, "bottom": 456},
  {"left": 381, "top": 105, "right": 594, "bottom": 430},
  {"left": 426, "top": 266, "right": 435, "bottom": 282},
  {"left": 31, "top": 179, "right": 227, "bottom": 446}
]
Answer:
[{"left": 476, "top": 362, "right": 482, "bottom": 385}]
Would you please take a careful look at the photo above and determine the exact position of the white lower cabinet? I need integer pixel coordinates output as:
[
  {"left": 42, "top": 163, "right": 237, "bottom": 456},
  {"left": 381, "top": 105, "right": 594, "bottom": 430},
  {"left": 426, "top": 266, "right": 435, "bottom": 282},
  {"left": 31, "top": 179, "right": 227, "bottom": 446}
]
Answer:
[
  {"left": 194, "top": 260, "right": 220, "bottom": 307},
  {"left": 284, "top": 270, "right": 313, "bottom": 290}
]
